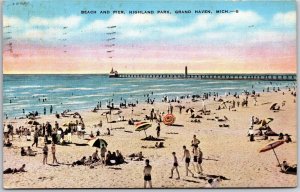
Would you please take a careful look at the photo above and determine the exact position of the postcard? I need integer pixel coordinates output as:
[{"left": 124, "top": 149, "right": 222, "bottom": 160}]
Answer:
[{"left": 2, "top": 0, "right": 297, "bottom": 189}]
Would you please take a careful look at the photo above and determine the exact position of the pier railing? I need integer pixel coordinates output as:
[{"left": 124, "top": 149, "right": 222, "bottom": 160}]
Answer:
[{"left": 117, "top": 73, "right": 296, "bottom": 81}]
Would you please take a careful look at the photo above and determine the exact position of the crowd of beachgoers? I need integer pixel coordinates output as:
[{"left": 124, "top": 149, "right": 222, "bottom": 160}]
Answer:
[{"left": 3, "top": 82, "right": 297, "bottom": 188}]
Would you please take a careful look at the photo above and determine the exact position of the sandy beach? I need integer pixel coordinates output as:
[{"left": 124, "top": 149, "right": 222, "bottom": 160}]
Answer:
[{"left": 3, "top": 89, "right": 297, "bottom": 188}]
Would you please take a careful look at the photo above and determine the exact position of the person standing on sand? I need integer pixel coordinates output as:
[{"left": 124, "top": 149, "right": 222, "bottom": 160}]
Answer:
[
  {"left": 100, "top": 144, "right": 107, "bottom": 164},
  {"left": 191, "top": 135, "right": 200, "bottom": 147},
  {"left": 32, "top": 127, "right": 39, "bottom": 147},
  {"left": 43, "top": 143, "right": 48, "bottom": 165},
  {"left": 143, "top": 159, "right": 152, "bottom": 188},
  {"left": 169, "top": 152, "right": 180, "bottom": 180},
  {"left": 197, "top": 147, "right": 203, "bottom": 174},
  {"left": 182, "top": 146, "right": 194, "bottom": 177},
  {"left": 192, "top": 145, "right": 201, "bottom": 174},
  {"left": 51, "top": 143, "right": 58, "bottom": 165},
  {"left": 156, "top": 123, "right": 161, "bottom": 138}
]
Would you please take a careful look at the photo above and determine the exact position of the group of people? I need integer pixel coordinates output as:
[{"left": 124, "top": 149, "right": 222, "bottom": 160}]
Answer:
[
  {"left": 72, "top": 145, "right": 125, "bottom": 167},
  {"left": 248, "top": 116, "right": 293, "bottom": 143},
  {"left": 143, "top": 135, "right": 212, "bottom": 188}
]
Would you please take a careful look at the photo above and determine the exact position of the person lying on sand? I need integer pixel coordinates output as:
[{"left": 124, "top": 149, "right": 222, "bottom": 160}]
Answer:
[
  {"left": 281, "top": 161, "right": 297, "bottom": 174},
  {"left": 130, "top": 151, "right": 144, "bottom": 161},
  {"left": 72, "top": 156, "right": 86, "bottom": 166},
  {"left": 3, "top": 164, "right": 26, "bottom": 174}
]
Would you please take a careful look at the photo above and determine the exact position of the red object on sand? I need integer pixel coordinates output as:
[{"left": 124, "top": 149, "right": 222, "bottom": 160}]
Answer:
[
  {"left": 163, "top": 114, "right": 176, "bottom": 125},
  {"left": 135, "top": 122, "right": 147, "bottom": 126},
  {"left": 259, "top": 140, "right": 285, "bottom": 153}
]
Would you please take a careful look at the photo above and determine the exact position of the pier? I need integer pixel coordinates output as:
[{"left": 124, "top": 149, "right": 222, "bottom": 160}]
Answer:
[{"left": 117, "top": 73, "right": 296, "bottom": 81}]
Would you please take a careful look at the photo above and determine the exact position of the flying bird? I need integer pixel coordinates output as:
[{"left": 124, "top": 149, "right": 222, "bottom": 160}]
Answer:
[{"left": 107, "top": 26, "right": 117, "bottom": 28}]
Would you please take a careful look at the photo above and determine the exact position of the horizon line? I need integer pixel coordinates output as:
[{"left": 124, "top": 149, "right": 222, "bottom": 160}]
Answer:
[{"left": 3, "top": 72, "right": 297, "bottom": 75}]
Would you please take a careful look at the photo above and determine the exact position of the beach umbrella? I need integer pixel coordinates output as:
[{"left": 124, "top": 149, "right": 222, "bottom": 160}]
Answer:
[
  {"left": 135, "top": 121, "right": 147, "bottom": 126},
  {"left": 259, "top": 140, "right": 285, "bottom": 169},
  {"left": 163, "top": 114, "right": 176, "bottom": 126},
  {"left": 88, "top": 137, "right": 108, "bottom": 148},
  {"left": 135, "top": 123, "right": 152, "bottom": 137}
]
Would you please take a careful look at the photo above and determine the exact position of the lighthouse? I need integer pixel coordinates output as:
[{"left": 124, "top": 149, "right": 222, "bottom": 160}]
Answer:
[{"left": 185, "top": 66, "right": 188, "bottom": 78}]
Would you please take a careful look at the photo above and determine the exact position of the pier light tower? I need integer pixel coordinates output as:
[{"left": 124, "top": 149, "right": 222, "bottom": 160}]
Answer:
[{"left": 185, "top": 66, "right": 188, "bottom": 78}]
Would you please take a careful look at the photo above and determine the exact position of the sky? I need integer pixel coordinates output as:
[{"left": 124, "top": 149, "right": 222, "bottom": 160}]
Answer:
[{"left": 2, "top": 0, "right": 297, "bottom": 74}]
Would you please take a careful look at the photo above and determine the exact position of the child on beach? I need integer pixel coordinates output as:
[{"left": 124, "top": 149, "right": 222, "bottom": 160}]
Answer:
[
  {"left": 169, "top": 152, "right": 180, "bottom": 180},
  {"left": 182, "top": 146, "right": 194, "bottom": 177},
  {"left": 143, "top": 159, "right": 152, "bottom": 188}
]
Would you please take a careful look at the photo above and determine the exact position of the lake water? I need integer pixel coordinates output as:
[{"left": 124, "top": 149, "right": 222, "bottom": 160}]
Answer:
[{"left": 3, "top": 74, "right": 295, "bottom": 118}]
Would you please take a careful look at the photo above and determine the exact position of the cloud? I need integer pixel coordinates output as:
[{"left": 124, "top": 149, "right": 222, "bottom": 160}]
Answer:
[
  {"left": 156, "top": 11, "right": 264, "bottom": 36},
  {"left": 29, "top": 15, "right": 82, "bottom": 28},
  {"left": 83, "top": 14, "right": 178, "bottom": 36},
  {"left": 272, "top": 11, "right": 296, "bottom": 27},
  {"left": 3, "top": 15, "right": 23, "bottom": 26},
  {"left": 214, "top": 11, "right": 263, "bottom": 26}
]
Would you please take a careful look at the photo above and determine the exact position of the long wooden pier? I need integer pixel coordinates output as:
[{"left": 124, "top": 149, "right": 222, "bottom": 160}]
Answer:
[{"left": 116, "top": 73, "right": 296, "bottom": 81}]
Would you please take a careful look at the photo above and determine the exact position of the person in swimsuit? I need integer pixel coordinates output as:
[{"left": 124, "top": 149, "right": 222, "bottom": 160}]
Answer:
[
  {"left": 3, "top": 164, "right": 26, "bottom": 174},
  {"left": 169, "top": 152, "right": 180, "bottom": 180},
  {"left": 182, "top": 146, "right": 194, "bottom": 177},
  {"left": 51, "top": 142, "right": 58, "bottom": 165},
  {"left": 43, "top": 143, "right": 48, "bottom": 165},
  {"left": 143, "top": 159, "right": 152, "bottom": 188},
  {"left": 192, "top": 145, "right": 201, "bottom": 174},
  {"left": 198, "top": 147, "right": 203, "bottom": 174},
  {"left": 100, "top": 144, "right": 107, "bottom": 164},
  {"left": 92, "top": 149, "right": 100, "bottom": 162},
  {"left": 191, "top": 135, "right": 200, "bottom": 147}
]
